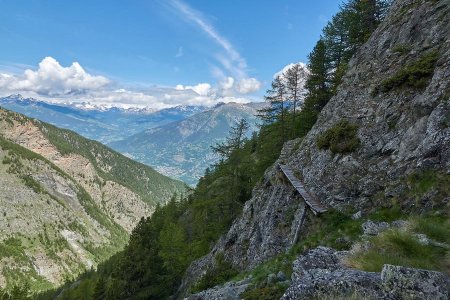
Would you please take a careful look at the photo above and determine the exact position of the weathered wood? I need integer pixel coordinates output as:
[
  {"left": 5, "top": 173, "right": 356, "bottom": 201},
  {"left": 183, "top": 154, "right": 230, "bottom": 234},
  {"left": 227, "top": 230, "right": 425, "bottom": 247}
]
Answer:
[{"left": 279, "top": 164, "right": 328, "bottom": 214}]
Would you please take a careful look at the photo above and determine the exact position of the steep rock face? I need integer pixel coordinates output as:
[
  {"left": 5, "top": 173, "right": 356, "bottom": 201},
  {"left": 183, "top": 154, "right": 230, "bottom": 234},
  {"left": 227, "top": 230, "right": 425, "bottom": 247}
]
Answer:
[
  {"left": 290, "top": 0, "right": 450, "bottom": 211},
  {"left": 179, "top": 0, "right": 450, "bottom": 296}
]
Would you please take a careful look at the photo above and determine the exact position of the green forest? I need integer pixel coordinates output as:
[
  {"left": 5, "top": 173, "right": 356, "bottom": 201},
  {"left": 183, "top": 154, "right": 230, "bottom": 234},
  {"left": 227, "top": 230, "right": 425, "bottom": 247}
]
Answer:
[{"left": 1, "top": 0, "right": 396, "bottom": 299}]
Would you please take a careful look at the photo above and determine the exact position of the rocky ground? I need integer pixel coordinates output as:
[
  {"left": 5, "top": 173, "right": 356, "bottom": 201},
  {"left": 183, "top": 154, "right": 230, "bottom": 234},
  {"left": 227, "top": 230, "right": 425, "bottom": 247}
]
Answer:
[{"left": 187, "top": 219, "right": 450, "bottom": 299}]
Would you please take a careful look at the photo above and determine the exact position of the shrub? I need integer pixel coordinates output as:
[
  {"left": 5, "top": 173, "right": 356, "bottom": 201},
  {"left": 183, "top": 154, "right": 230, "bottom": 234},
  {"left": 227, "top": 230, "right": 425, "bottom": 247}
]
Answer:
[
  {"left": 316, "top": 120, "right": 360, "bottom": 154},
  {"left": 376, "top": 50, "right": 439, "bottom": 94},
  {"left": 391, "top": 44, "right": 411, "bottom": 54}
]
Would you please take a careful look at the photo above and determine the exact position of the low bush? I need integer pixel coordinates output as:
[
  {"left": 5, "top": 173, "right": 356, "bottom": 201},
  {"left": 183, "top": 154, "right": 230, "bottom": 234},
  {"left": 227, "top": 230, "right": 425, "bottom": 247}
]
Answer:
[
  {"left": 316, "top": 120, "right": 360, "bottom": 154},
  {"left": 376, "top": 50, "right": 439, "bottom": 94}
]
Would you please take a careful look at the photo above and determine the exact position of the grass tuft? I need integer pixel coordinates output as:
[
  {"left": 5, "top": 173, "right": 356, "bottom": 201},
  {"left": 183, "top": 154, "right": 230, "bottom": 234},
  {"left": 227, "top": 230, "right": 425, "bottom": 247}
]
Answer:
[
  {"left": 316, "top": 120, "right": 360, "bottom": 154},
  {"left": 346, "top": 229, "right": 447, "bottom": 273},
  {"left": 375, "top": 50, "right": 439, "bottom": 94}
]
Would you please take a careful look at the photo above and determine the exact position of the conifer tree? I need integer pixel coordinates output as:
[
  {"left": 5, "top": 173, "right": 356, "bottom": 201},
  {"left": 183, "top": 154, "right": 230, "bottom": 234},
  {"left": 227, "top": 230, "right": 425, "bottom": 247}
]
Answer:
[
  {"left": 304, "top": 39, "right": 332, "bottom": 112},
  {"left": 258, "top": 75, "right": 288, "bottom": 142},
  {"left": 284, "top": 63, "right": 308, "bottom": 137}
]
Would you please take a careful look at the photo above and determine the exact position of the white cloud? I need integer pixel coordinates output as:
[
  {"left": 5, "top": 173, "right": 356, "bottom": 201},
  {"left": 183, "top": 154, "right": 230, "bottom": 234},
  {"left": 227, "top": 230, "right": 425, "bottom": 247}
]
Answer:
[
  {"left": 175, "top": 82, "right": 211, "bottom": 96},
  {"left": 0, "top": 57, "right": 109, "bottom": 96},
  {"left": 0, "top": 57, "right": 257, "bottom": 109},
  {"left": 235, "top": 78, "right": 261, "bottom": 94},
  {"left": 274, "top": 62, "right": 308, "bottom": 79},
  {"left": 219, "top": 77, "right": 234, "bottom": 90}
]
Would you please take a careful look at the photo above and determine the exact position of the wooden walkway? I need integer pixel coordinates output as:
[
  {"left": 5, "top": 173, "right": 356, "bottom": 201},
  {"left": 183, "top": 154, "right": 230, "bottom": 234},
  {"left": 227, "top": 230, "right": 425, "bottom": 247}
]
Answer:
[{"left": 279, "top": 164, "right": 327, "bottom": 215}]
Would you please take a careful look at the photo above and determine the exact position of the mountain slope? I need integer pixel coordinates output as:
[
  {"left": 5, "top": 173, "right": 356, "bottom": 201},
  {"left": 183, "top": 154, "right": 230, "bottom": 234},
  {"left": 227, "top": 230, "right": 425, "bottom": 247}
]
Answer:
[
  {"left": 109, "top": 102, "right": 263, "bottom": 185},
  {"left": 0, "top": 95, "right": 205, "bottom": 143},
  {"left": 179, "top": 0, "right": 450, "bottom": 295},
  {"left": 0, "top": 107, "right": 186, "bottom": 291}
]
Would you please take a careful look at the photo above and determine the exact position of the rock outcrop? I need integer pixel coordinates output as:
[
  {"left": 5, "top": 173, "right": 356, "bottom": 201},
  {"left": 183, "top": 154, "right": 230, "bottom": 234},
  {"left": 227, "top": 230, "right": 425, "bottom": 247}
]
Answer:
[
  {"left": 186, "top": 278, "right": 252, "bottom": 300},
  {"left": 178, "top": 0, "right": 450, "bottom": 296},
  {"left": 282, "top": 247, "right": 450, "bottom": 300},
  {"left": 290, "top": 0, "right": 450, "bottom": 211}
]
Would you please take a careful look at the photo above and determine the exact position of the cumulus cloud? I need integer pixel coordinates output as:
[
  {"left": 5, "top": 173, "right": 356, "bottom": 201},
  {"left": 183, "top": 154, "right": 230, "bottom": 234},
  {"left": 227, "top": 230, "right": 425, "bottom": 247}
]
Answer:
[
  {"left": 274, "top": 62, "right": 308, "bottom": 79},
  {"left": 0, "top": 57, "right": 109, "bottom": 96},
  {"left": 0, "top": 57, "right": 255, "bottom": 109},
  {"left": 219, "top": 77, "right": 234, "bottom": 90},
  {"left": 175, "top": 82, "right": 211, "bottom": 96},
  {"left": 235, "top": 78, "right": 261, "bottom": 94}
]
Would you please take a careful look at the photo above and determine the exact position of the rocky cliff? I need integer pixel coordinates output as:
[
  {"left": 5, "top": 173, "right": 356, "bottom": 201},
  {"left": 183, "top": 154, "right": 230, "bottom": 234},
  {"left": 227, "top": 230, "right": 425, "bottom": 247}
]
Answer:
[
  {"left": 179, "top": 0, "right": 450, "bottom": 297},
  {"left": 0, "top": 107, "right": 186, "bottom": 291}
]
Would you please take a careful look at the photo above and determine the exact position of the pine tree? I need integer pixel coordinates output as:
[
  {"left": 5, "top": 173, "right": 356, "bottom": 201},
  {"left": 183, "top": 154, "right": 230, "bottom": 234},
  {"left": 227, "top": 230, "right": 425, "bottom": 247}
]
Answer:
[
  {"left": 211, "top": 119, "right": 249, "bottom": 160},
  {"left": 284, "top": 63, "right": 308, "bottom": 137},
  {"left": 93, "top": 277, "right": 107, "bottom": 300},
  {"left": 304, "top": 39, "right": 332, "bottom": 112},
  {"left": 258, "top": 75, "right": 288, "bottom": 142}
]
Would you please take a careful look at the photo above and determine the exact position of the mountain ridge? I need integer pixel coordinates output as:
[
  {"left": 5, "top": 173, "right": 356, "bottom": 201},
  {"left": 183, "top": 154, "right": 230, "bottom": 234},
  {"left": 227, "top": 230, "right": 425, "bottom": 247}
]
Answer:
[{"left": 0, "top": 106, "right": 186, "bottom": 291}]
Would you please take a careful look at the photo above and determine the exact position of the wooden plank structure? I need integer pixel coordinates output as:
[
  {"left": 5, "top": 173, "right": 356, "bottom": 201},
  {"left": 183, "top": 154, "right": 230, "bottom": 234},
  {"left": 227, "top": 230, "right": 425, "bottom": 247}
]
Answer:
[{"left": 278, "top": 164, "right": 327, "bottom": 215}]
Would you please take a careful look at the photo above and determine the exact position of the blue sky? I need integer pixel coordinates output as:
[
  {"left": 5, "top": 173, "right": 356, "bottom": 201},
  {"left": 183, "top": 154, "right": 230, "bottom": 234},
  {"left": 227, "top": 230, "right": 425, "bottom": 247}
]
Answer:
[{"left": 0, "top": 0, "right": 342, "bottom": 108}]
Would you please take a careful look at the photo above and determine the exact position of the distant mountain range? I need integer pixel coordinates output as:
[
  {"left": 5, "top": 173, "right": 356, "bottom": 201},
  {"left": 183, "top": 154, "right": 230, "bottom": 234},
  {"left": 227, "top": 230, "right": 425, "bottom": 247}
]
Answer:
[
  {"left": 109, "top": 102, "right": 263, "bottom": 185},
  {"left": 0, "top": 94, "right": 205, "bottom": 144},
  {"left": 0, "top": 95, "right": 263, "bottom": 185}
]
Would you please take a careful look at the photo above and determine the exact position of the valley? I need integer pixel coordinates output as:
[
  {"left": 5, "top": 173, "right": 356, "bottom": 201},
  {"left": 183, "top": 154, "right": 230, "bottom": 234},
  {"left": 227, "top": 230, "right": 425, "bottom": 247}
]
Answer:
[{"left": 0, "top": 107, "right": 186, "bottom": 291}]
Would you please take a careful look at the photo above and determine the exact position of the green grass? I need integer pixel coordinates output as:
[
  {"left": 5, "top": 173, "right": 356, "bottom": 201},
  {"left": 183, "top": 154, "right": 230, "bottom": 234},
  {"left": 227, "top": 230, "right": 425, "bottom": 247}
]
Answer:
[
  {"left": 346, "top": 229, "right": 448, "bottom": 273},
  {"left": 293, "top": 210, "right": 363, "bottom": 252},
  {"left": 241, "top": 282, "right": 289, "bottom": 300},
  {"left": 408, "top": 169, "right": 439, "bottom": 194},
  {"left": 0, "top": 238, "right": 28, "bottom": 262},
  {"left": 412, "top": 214, "right": 450, "bottom": 244},
  {"left": 407, "top": 169, "right": 450, "bottom": 207},
  {"left": 316, "top": 120, "right": 360, "bottom": 154},
  {"left": 375, "top": 50, "right": 439, "bottom": 94},
  {"left": 368, "top": 206, "right": 406, "bottom": 222}
]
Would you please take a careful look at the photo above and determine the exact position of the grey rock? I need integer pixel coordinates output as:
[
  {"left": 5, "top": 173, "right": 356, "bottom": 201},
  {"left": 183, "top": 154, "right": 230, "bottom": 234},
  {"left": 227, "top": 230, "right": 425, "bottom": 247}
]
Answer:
[
  {"left": 277, "top": 271, "right": 287, "bottom": 282},
  {"left": 282, "top": 247, "right": 450, "bottom": 300},
  {"left": 381, "top": 264, "right": 450, "bottom": 300},
  {"left": 362, "top": 220, "right": 390, "bottom": 236},
  {"left": 291, "top": 246, "right": 342, "bottom": 282},
  {"left": 283, "top": 247, "right": 384, "bottom": 299},
  {"left": 390, "top": 220, "right": 408, "bottom": 229},
  {"left": 185, "top": 278, "right": 251, "bottom": 300},
  {"left": 352, "top": 210, "right": 362, "bottom": 220}
]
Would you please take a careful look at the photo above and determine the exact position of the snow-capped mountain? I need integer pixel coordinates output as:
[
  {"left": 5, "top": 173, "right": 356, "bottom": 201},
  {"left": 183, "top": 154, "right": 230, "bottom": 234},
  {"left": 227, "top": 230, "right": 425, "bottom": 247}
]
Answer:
[{"left": 0, "top": 94, "right": 206, "bottom": 143}]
